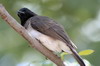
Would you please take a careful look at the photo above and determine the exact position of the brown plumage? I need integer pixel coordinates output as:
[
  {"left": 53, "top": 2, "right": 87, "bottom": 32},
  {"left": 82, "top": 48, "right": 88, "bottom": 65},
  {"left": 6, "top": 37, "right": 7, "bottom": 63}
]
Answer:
[
  {"left": 17, "top": 8, "right": 86, "bottom": 66},
  {"left": 25, "top": 16, "right": 76, "bottom": 49}
]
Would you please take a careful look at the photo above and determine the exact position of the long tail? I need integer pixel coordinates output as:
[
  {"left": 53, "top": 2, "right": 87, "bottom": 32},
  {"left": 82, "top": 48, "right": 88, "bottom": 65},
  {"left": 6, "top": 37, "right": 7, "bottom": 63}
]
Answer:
[{"left": 70, "top": 48, "right": 86, "bottom": 66}]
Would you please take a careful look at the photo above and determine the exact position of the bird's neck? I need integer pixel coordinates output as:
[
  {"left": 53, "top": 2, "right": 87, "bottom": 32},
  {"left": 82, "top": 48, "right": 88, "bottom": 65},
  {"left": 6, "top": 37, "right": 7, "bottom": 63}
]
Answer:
[
  {"left": 21, "top": 12, "right": 37, "bottom": 26},
  {"left": 21, "top": 19, "right": 27, "bottom": 26}
]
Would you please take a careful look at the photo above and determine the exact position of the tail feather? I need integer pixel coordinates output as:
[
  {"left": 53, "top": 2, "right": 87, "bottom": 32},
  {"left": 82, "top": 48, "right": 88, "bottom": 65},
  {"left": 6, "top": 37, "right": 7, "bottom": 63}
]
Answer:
[{"left": 70, "top": 48, "right": 86, "bottom": 66}]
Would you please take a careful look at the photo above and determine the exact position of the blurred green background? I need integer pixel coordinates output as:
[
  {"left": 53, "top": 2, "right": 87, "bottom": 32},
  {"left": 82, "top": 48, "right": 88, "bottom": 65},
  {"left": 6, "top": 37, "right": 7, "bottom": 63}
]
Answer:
[{"left": 0, "top": 0, "right": 100, "bottom": 66}]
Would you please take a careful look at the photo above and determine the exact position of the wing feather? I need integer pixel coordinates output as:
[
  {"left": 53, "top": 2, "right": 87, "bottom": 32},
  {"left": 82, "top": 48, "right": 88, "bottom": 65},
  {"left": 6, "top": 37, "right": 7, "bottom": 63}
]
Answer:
[{"left": 27, "top": 16, "right": 77, "bottom": 49}]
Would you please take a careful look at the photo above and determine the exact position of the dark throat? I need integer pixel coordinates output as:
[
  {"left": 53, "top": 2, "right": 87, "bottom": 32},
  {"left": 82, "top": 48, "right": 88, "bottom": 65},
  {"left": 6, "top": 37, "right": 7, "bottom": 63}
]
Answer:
[{"left": 21, "top": 18, "right": 28, "bottom": 26}]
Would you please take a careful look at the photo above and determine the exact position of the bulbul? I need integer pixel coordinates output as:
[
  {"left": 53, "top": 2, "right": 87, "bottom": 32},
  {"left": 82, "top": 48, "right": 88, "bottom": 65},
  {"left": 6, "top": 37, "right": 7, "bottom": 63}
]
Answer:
[{"left": 17, "top": 8, "right": 85, "bottom": 66}]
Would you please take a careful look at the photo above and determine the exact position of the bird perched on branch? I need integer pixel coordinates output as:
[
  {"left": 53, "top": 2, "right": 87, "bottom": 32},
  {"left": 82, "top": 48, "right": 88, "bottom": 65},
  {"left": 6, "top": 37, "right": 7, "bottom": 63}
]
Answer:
[{"left": 17, "top": 8, "right": 85, "bottom": 66}]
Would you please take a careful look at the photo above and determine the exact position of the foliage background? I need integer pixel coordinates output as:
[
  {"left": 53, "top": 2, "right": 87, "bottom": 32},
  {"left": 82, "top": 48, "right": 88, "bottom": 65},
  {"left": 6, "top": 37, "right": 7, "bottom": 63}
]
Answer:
[{"left": 0, "top": 0, "right": 100, "bottom": 66}]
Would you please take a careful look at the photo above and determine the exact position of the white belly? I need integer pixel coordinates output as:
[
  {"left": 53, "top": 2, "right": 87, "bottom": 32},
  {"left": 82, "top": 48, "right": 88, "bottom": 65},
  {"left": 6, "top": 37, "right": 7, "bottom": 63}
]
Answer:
[{"left": 27, "top": 25, "right": 72, "bottom": 53}]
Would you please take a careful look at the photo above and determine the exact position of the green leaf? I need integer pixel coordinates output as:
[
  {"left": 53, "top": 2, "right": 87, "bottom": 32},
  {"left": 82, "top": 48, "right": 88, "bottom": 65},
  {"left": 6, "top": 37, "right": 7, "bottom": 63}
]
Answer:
[
  {"left": 79, "top": 50, "right": 94, "bottom": 56},
  {"left": 60, "top": 52, "right": 69, "bottom": 60}
]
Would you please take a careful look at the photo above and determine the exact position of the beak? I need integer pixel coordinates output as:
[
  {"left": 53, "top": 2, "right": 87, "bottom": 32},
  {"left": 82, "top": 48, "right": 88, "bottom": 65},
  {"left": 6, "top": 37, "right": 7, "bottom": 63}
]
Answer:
[
  {"left": 17, "top": 11, "right": 25, "bottom": 14},
  {"left": 17, "top": 11, "right": 25, "bottom": 17}
]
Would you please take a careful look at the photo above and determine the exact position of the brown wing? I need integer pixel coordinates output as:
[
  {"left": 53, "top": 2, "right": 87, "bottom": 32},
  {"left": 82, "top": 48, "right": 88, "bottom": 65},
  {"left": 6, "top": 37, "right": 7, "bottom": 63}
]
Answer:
[{"left": 28, "top": 16, "right": 77, "bottom": 49}]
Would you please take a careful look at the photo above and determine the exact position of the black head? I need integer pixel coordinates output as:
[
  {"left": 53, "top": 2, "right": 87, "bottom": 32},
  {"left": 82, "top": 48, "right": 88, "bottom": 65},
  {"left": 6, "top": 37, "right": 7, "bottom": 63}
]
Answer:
[{"left": 17, "top": 8, "right": 37, "bottom": 26}]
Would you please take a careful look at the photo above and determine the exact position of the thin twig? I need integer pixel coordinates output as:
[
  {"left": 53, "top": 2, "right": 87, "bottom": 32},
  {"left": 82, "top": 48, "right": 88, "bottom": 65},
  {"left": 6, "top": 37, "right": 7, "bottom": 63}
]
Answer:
[{"left": 0, "top": 4, "right": 65, "bottom": 66}]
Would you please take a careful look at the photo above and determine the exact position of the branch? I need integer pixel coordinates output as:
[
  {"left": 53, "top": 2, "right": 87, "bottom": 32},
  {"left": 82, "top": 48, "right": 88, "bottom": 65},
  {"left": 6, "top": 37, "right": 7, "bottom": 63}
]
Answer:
[{"left": 0, "top": 4, "right": 65, "bottom": 66}]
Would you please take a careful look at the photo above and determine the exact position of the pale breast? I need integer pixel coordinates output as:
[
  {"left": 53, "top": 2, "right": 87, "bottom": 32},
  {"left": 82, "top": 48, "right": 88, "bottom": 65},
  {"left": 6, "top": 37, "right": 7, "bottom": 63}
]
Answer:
[{"left": 26, "top": 24, "right": 72, "bottom": 53}]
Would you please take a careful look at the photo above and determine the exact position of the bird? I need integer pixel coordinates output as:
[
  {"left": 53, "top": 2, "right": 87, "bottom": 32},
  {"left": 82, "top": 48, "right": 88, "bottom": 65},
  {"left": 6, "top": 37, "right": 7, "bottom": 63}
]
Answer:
[{"left": 17, "top": 8, "right": 85, "bottom": 66}]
